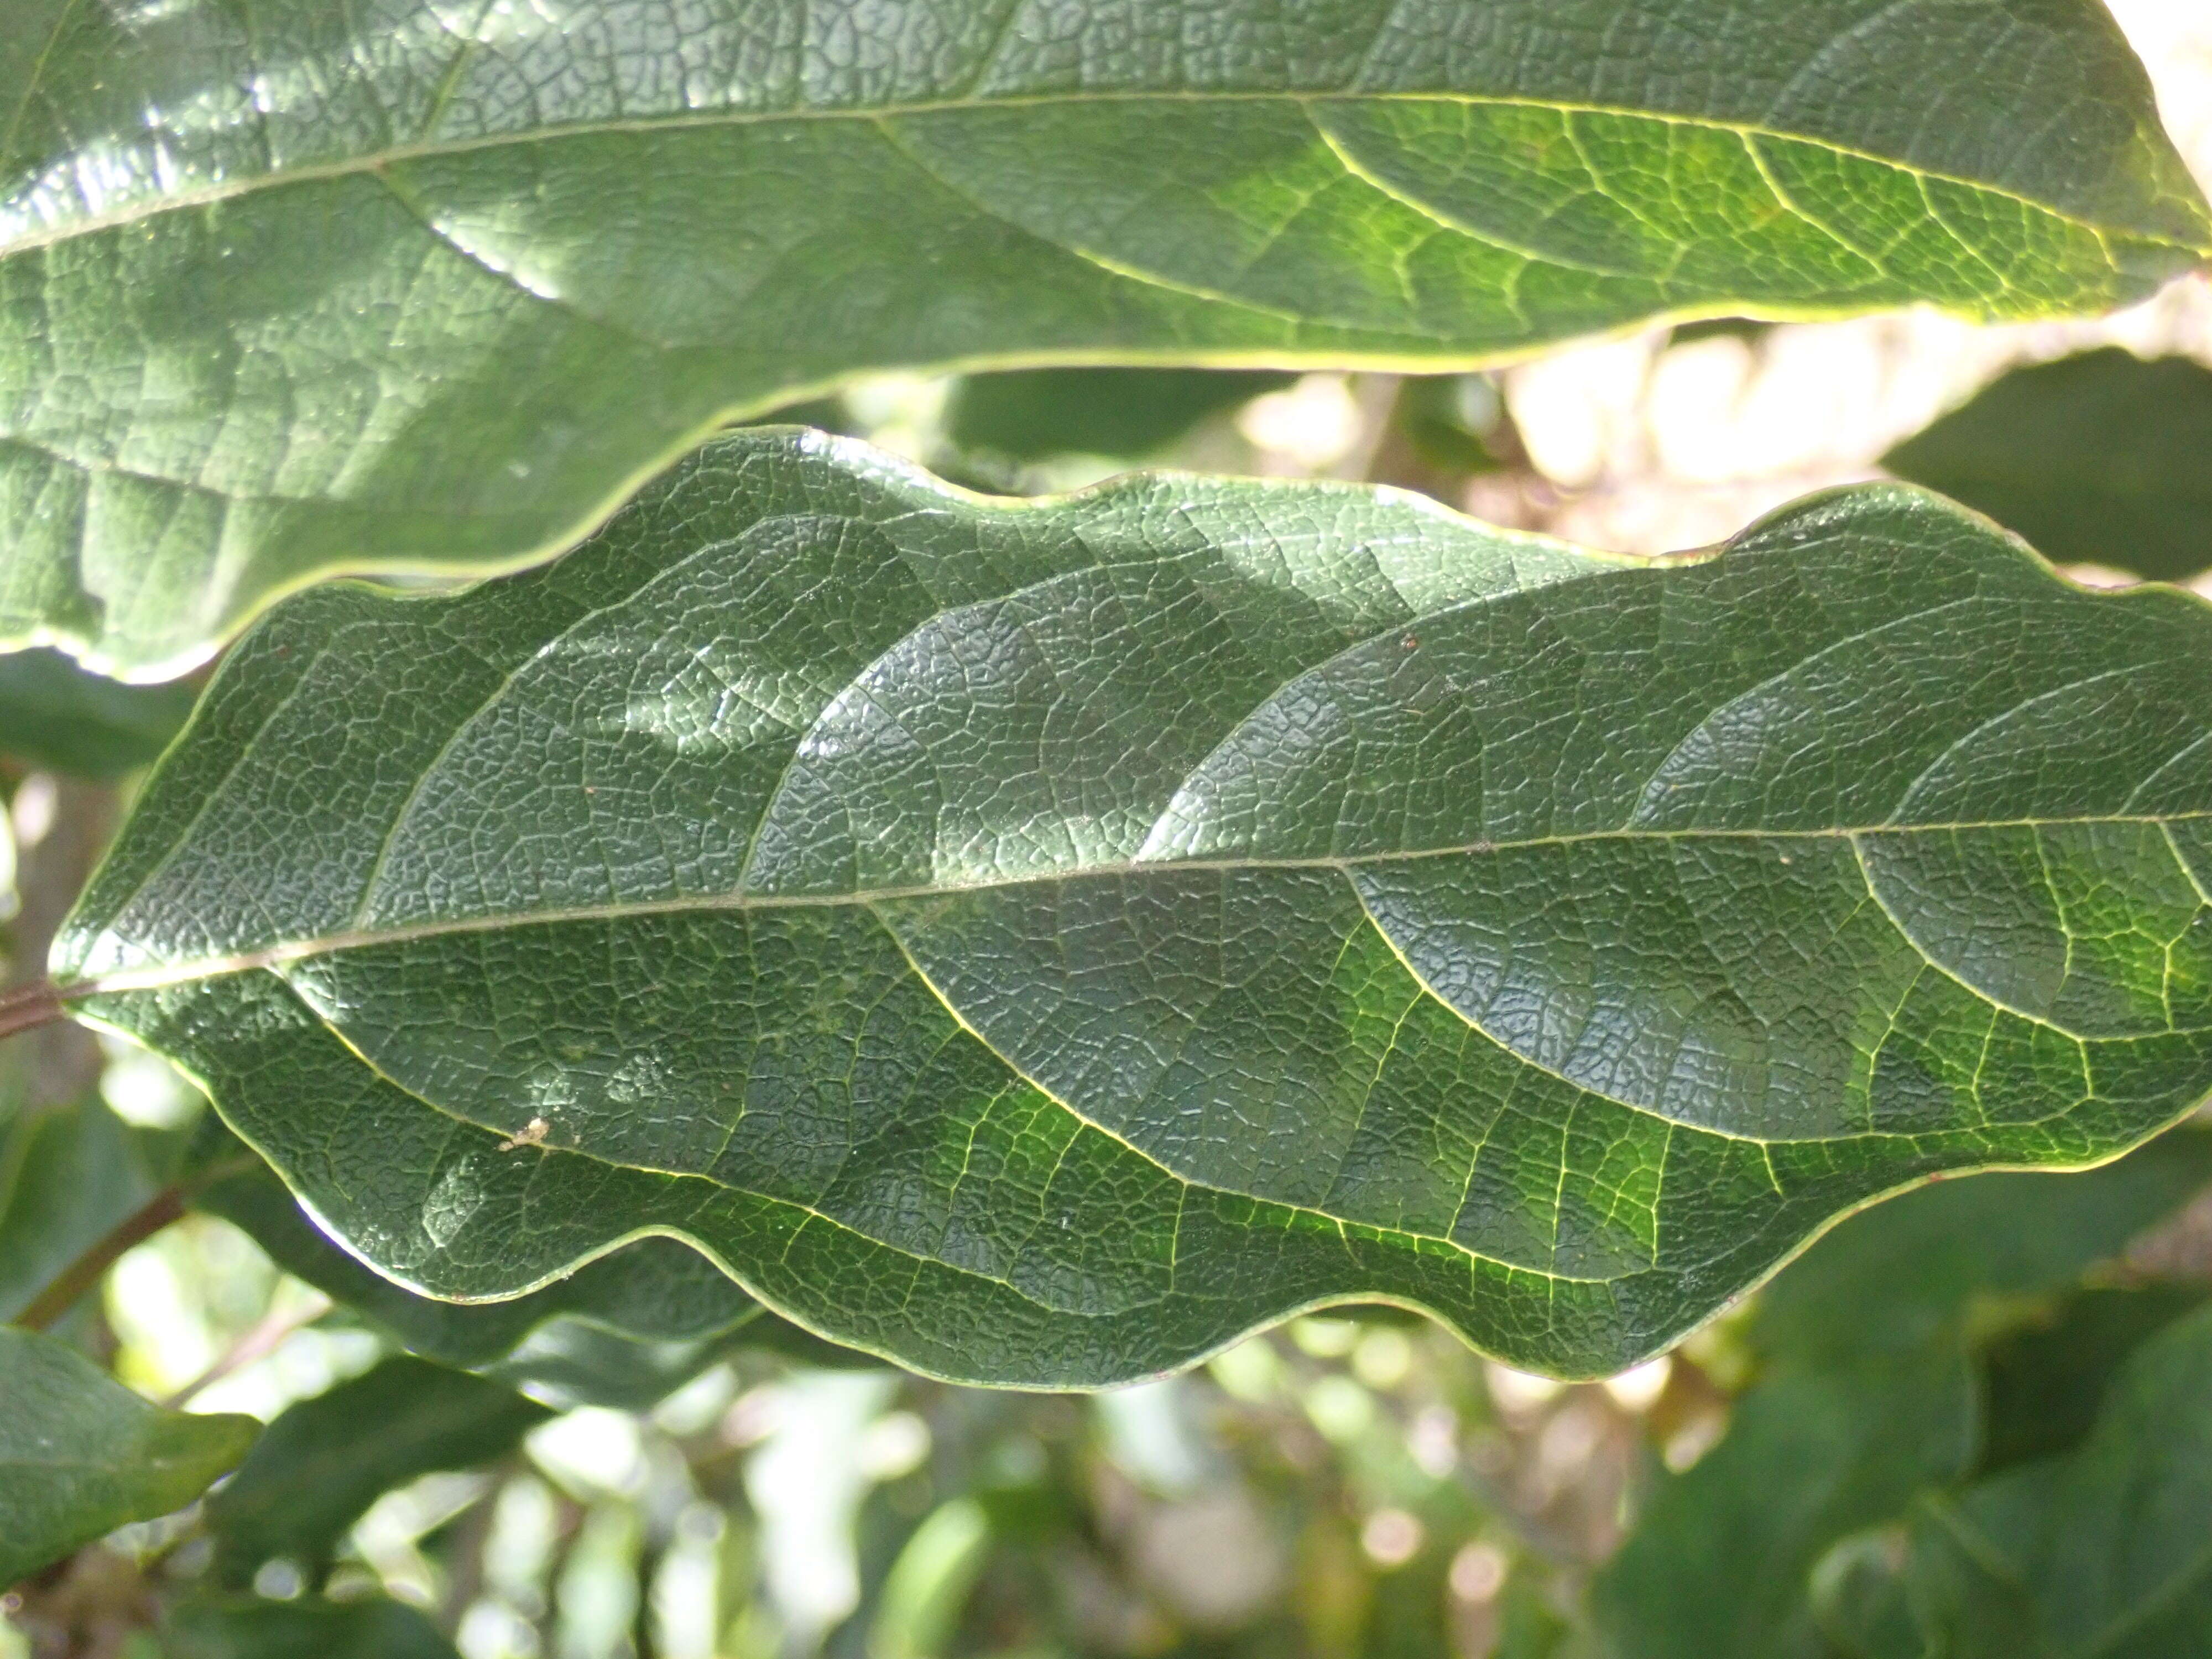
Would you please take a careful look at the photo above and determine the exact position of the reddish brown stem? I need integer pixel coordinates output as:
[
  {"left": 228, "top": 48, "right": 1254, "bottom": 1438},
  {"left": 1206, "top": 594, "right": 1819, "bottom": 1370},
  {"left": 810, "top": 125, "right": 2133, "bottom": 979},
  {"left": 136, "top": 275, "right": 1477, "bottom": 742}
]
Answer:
[
  {"left": 0, "top": 979, "right": 66, "bottom": 1043},
  {"left": 13, "top": 1184, "right": 187, "bottom": 1333},
  {"left": 11, "top": 1154, "right": 257, "bottom": 1336}
]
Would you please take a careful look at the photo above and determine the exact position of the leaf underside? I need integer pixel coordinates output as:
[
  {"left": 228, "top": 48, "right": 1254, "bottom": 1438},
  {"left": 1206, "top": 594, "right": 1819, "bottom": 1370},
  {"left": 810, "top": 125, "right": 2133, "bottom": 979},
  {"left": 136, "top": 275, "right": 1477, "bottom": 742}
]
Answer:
[
  {"left": 0, "top": 648, "right": 195, "bottom": 778},
  {"left": 196, "top": 1145, "right": 863, "bottom": 1407},
  {"left": 2, "top": 0, "right": 2205, "bottom": 677},
  {"left": 56, "top": 430, "right": 2212, "bottom": 1386}
]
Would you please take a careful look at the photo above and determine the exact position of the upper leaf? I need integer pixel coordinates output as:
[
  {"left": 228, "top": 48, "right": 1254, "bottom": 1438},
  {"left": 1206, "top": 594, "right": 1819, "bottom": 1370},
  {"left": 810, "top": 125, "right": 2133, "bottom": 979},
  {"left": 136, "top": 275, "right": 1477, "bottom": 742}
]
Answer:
[
  {"left": 55, "top": 430, "right": 2212, "bottom": 1386},
  {"left": 0, "top": 1324, "right": 258, "bottom": 1586},
  {"left": 2, "top": 0, "right": 2205, "bottom": 678},
  {"left": 1884, "top": 349, "right": 2212, "bottom": 585}
]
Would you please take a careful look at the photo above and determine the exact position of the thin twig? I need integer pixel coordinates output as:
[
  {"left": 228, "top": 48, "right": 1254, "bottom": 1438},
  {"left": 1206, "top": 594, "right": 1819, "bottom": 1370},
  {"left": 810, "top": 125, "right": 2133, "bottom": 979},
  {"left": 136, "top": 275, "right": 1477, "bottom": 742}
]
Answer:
[
  {"left": 0, "top": 979, "right": 65, "bottom": 1042},
  {"left": 10, "top": 1153, "right": 261, "bottom": 1334},
  {"left": 12, "top": 1183, "right": 189, "bottom": 1332},
  {"left": 439, "top": 1467, "right": 512, "bottom": 1629},
  {"left": 163, "top": 1288, "right": 333, "bottom": 1408}
]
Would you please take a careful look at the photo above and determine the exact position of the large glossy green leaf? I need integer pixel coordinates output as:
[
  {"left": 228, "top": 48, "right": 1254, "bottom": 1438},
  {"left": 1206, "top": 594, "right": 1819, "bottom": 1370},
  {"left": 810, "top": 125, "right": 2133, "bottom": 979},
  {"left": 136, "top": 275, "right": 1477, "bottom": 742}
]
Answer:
[
  {"left": 51, "top": 430, "right": 2212, "bottom": 1386},
  {"left": 0, "top": 1324, "right": 258, "bottom": 1585},
  {"left": 3, "top": 0, "right": 2206, "bottom": 679},
  {"left": 206, "top": 1355, "right": 548, "bottom": 1585},
  {"left": 1884, "top": 349, "right": 2212, "bottom": 583}
]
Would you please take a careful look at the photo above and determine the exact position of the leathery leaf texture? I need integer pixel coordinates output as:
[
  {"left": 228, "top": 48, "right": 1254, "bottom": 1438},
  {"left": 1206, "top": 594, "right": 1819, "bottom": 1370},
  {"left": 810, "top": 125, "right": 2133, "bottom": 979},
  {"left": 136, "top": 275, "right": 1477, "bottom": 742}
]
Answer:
[
  {"left": 3, "top": 0, "right": 2208, "bottom": 679},
  {"left": 51, "top": 430, "right": 2212, "bottom": 1385}
]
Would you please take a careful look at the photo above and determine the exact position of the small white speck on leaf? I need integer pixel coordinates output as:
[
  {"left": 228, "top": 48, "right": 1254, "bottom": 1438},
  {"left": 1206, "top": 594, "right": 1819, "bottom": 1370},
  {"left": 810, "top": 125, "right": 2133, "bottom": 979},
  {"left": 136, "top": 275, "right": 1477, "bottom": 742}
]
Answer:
[{"left": 498, "top": 1116, "right": 551, "bottom": 1152}]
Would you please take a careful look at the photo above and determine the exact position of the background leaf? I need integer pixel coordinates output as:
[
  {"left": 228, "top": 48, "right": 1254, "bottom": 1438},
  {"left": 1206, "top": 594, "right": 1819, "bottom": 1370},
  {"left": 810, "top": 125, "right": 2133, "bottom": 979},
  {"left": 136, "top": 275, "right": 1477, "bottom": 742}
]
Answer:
[
  {"left": 1973, "top": 1281, "right": 2207, "bottom": 1476},
  {"left": 0, "top": 1092, "right": 157, "bottom": 1322},
  {"left": 54, "top": 431, "right": 2212, "bottom": 1387},
  {"left": 1, "top": 0, "right": 2203, "bottom": 678},
  {"left": 0, "top": 650, "right": 195, "bottom": 779},
  {"left": 1594, "top": 1346, "right": 1980, "bottom": 1659},
  {"left": 1751, "top": 1131, "right": 2212, "bottom": 1365},
  {"left": 205, "top": 1355, "right": 549, "bottom": 1587},
  {"left": 1858, "top": 1301, "right": 2212, "bottom": 1657},
  {"left": 1594, "top": 1133, "right": 2212, "bottom": 1658},
  {"left": 866, "top": 1496, "right": 993, "bottom": 1659},
  {"left": 1884, "top": 349, "right": 2212, "bottom": 583},
  {"left": 945, "top": 369, "right": 1297, "bottom": 464},
  {"left": 166, "top": 1597, "right": 462, "bottom": 1659},
  {"left": 0, "top": 1324, "right": 258, "bottom": 1586}
]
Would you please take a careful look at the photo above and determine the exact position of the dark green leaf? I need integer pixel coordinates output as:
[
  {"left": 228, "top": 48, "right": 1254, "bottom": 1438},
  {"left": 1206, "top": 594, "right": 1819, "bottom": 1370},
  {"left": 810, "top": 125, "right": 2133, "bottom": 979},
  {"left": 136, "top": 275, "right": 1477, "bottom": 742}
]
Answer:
[
  {"left": 1385, "top": 375, "right": 1513, "bottom": 478},
  {"left": 2, "top": 0, "right": 2203, "bottom": 678},
  {"left": 471, "top": 1315, "right": 765, "bottom": 1410},
  {"left": 1670, "top": 317, "right": 1777, "bottom": 347},
  {"left": 0, "top": 1093, "right": 156, "bottom": 1322},
  {"left": 0, "top": 1325, "right": 258, "bottom": 1586},
  {"left": 1885, "top": 350, "right": 2212, "bottom": 583},
  {"left": 1877, "top": 1302, "right": 2212, "bottom": 1657},
  {"left": 1752, "top": 1131, "right": 2212, "bottom": 1363},
  {"left": 1807, "top": 1528, "right": 1929, "bottom": 1659},
  {"left": 196, "top": 1146, "right": 757, "bottom": 1368},
  {"left": 206, "top": 1355, "right": 547, "bottom": 1585},
  {"left": 1976, "top": 1283, "right": 2208, "bottom": 1476},
  {"left": 1593, "top": 1348, "right": 1978, "bottom": 1659},
  {"left": 0, "top": 650, "right": 195, "bottom": 778},
  {"left": 946, "top": 369, "right": 1296, "bottom": 462},
  {"left": 1593, "top": 1133, "right": 2212, "bottom": 1657},
  {"left": 54, "top": 431, "right": 2212, "bottom": 1386},
  {"left": 166, "top": 1597, "right": 460, "bottom": 1659}
]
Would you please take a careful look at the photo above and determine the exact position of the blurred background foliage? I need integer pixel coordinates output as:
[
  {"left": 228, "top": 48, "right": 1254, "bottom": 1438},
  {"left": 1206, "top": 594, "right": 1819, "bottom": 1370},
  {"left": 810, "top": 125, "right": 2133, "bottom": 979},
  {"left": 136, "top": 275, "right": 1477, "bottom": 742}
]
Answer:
[{"left": 7, "top": 14, "right": 2212, "bottom": 1649}]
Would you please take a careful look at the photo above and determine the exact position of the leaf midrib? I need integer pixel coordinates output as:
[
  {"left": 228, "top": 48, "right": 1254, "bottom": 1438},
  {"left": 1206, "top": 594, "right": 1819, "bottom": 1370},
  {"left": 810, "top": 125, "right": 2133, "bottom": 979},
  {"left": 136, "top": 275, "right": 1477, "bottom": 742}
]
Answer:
[
  {"left": 169, "top": 831, "right": 2167, "bottom": 1331},
  {"left": 65, "top": 811, "right": 2212, "bottom": 998},
  {"left": 1, "top": 87, "right": 2191, "bottom": 265}
]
